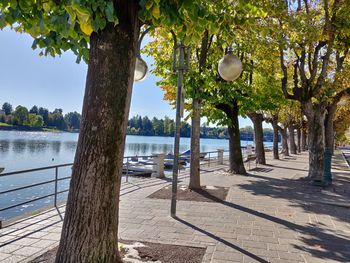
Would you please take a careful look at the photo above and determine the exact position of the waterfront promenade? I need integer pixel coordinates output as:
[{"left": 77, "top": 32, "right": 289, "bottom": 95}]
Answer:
[{"left": 0, "top": 151, "right": 349, "bottom": 263}]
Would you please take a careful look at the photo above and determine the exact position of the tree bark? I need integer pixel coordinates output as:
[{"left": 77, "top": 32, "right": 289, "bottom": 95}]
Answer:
[
  {"left": 271, "top": 115, "right": 279, "bottom": 160},
  {"left": 278, "top": 126, "right": 289, "bottom": 156},
  {"left": 288, "top": 124, "right": 297, "bottom": 154},
  {"left": 297, "top": 127, "right": 301, "bottom": 153},
  {"left": 301, "top": 120, "right": 308, "bottom": 151},
  {"left": 189, "top": 31, "right": 209, "bottom": 190},
  {"left": 55, "top": 3, "right": 140, "bottom": 262},
  {"left": 189, "top": 98, "right": 201, "bottom": 190},
  {"left": 303, "top": 101, "right": 326, "bottom": 180},
  {"left": 217, "top": 101, "right": 246, "bottom": 175},
  {"left": 325, "top": 103, "right": 337, "bottom": 155},
  {"left": 248, "top": 112, "right": 266, "bottom": 164}
]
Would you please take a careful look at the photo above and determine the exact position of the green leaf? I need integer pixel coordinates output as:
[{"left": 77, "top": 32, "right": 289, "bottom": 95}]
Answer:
[{"left": 105, "top": 1, "right": 115, "bottom": 22}]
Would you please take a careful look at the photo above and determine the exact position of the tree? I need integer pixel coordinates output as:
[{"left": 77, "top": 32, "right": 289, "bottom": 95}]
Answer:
[
  {"left": 38, "top": 107, "right": 49, "bottom": 126},
  {"left": 65, "top": 112, "right": 81, "bottom": 130},
  {"left": 28, "top": 114, "right": 44, "bottom": 127},
  {"left": 152, "top": 117, "right": 164, "bottom": 136},
  {"left": 141, "top": 116, "right": 153, "bottom": 135},
  {"left": 1, "top": 0, "right": 221, "bottom": 261},
  {"left": 13, "top": 105, "right": 29, "bottom": 125},
  {"left": 272, "top": 0, "right": 350, "bottom": 180},
  {"left": 2, "top": 102, "right": 13, "bottom": 115},
  {"left": 29, "top": 105, "right": 39, "bottom": 115},
  {"left": 49, "top": 111, "right": 67, "bottom": 130}
]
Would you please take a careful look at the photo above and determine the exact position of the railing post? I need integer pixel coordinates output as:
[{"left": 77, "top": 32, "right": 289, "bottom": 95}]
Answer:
[
  {"left": 208, "top": 152, "right": 211, "bottom": 167},
  {"left": 152, "top": 153, "right": 165, "bottom": 178},
  {"left": 126, "top": 157, "right": 129, "bottom": 183},
  {"left": 54, "top": 166, "right": 58, "bottom": 207},
  {"left": 217, "top": 149, "right": 224, "bottom": 165}
]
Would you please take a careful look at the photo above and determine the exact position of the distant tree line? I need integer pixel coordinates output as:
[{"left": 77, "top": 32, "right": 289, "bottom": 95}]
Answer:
[
  {"left": 128, "top": 115, "right": 275, "bottom": 140},
  {"left": 1, "top": 103, "right": 274, "bottom": 140},
  {"left": 0, "top": 102, "right": 81, "bottom": 131}
]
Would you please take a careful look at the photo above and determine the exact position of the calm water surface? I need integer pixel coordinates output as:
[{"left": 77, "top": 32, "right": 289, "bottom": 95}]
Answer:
[{"left": 0, "top": 130, "right": 261, "bottom": 220}]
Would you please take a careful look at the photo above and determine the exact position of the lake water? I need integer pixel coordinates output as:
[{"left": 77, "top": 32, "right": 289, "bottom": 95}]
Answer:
[{"left": 0, "top": 130, "right": 267, "bottom": 221}]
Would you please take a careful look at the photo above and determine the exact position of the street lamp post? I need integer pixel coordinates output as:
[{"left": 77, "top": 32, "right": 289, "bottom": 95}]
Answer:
[{"left": 171, "top": 39, "right": 190, "bottom": 218}]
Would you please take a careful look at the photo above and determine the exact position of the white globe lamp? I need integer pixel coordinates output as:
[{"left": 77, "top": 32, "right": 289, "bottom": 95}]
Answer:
[
  {"left": 134, "top": 56, "right": 148, "bottom": 82},
  {"left": 218, "top": 48, "right": 242, "bottom": 81}
]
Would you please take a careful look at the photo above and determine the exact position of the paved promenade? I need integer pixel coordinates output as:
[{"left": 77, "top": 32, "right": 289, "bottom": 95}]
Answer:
[{"left": 1, "top": 151, "right": 350, "bottom": 263}]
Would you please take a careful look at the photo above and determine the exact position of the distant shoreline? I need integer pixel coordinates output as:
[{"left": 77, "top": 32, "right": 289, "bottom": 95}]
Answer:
[
  {"left": 0, "top": 128, "right": 277, "bottom": 142},
  {"left": 0, "top": 125, "right": 69, "bottom": 133}
]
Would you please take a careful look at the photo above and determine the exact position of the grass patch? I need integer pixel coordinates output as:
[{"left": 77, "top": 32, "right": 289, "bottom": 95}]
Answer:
[
  {"left": 0, "top": 122, "right": 12, "bottom": 127},
  {"left": 42, "top": 127, "right": 60, "bottom": 132}
]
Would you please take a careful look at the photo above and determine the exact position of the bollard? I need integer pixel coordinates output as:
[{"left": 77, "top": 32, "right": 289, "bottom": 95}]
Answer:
[
  {"left": 323, "top": 147, "right": 332, "bottom": 186},
  {"left": 217, "top": 149, "right": 224, "bottom": 165},
  {"left": 152, "top": 153, "right": 165, "bottom": 178}
]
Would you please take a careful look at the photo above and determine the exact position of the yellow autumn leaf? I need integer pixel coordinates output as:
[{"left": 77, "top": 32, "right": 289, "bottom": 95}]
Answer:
[
  {"left": 43, "top": 2, "right": 51, "bottom": 12},
  {"left": 145, "top": 1, "right": 153, "bottom": 10},
  {"left": 80, "top": 21, "right": 93, "bottom": 36},
  {"left": 152, "top": 6, "right": 161, "bottom": 19}
]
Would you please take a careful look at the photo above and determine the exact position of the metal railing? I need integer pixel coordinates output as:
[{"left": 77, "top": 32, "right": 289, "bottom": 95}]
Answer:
[
  {"left": 203, "top": 150, "right": 229, "bottom": 167},
  {"left": 0, "top": 150, "right": 229, "bottom": 226},
  {"left": 0, "top": 154, "right": 163, "bottom": 225}
]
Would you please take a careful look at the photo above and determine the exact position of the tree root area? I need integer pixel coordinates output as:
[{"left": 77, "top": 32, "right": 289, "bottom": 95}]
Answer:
[
  {"left": 148, "top": 184, "right": 229, "bottom": 202},
  {"left": 29, "top": 240, "right": 205, "bottom": 263}
]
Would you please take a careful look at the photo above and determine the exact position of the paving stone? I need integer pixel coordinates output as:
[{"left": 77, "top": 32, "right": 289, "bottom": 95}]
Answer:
[
  {"left": 0, "top": 252, "right": 11, "bottom": 261},
  {"left": 41, "top": 233, "right": 61, "bottom": 241},
  {"left": 278, "top": 251, "right": 305, "bottom": 262},
  {"left": 12, "top": 246, "right": 43, "bottom": 257},
  {"left": 1, "top": 254, "right": 26, "bottom": 263},
  {"left": 0, "top": 244, "right": 22, "bottom": 254},
  {"left": 31, "top": 239, "right": 58, "bottom": 248},
  {"left": 242, "top": 240, "right": 268, "bottom": 249},
  {"left": 8, "top": 237, "right": 39, "bottom": 247},
  {"left": 213, "top": 251, "right": 243, "bottom": 261}
]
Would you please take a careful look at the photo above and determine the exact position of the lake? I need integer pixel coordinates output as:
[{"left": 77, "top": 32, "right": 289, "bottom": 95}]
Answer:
[{"left": 0, "top": 130, "right": 267, "bottom": 221}]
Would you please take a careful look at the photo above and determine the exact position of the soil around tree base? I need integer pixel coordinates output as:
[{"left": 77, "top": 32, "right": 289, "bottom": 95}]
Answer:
[
  {"left": 148, "top": 185, "right": 229, "bottom": 202},
  {"left": 29, "top": 240, "right": 206, "bottom": 263}
]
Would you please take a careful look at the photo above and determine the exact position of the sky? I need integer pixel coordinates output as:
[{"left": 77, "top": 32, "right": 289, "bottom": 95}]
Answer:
[{"left": 0, "top": 28, "right": 257, "bottom": 128}]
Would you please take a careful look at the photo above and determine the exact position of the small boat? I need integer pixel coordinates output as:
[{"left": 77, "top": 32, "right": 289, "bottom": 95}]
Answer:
[
  {"left": 180, "top": 150, "right": 206, "bottom": 160},
  {"left": 163, "top": 158, "right": 187, "bottom": 170},
  {"left": 122, "top": 166, "right": 153, "bottom": 177},
  {"left": 165, "top": 152, "right": 188, "bottom": 162},
  {"left": 0, "top": 167, "right": 4, "bottom": 174}
]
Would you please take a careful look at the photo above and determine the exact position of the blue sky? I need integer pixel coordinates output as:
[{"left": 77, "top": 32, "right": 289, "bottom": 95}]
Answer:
[{"left": 0, "top": 28, "right": 256, "bottom": 128}]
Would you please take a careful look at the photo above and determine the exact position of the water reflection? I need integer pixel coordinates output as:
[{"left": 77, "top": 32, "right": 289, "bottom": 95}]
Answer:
[
  {"left": 64, "top": 141, "right": 77, "bottom": 151},
  {"left": 0, "top": 140, "right": 10, "bottom": 154},
  {"left": 27, "top": 140, "right": 49, "bottom": 153},
  {"left": 51, "top": 141, "right": 62, "bottom": 153},
  {"left": 12, "top": 139, "right": 28, "bottom": 154}
]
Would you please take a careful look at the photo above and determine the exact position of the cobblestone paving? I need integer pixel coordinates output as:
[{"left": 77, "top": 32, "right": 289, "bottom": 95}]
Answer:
[{"left": 1, "top": 152, "right": 350, "bottom": 263}]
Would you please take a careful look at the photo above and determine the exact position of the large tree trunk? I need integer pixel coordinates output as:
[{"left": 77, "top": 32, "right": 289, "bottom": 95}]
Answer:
[
  {"left": 189, "top": 98, "right": 201, "bottom": 190},
  {"left": 325, "top": 103, "right": 337, "bottom": 155},
  {"left": 301, "top": 120, "right": 308, "bottom": 151},
  {"left": 189, "top": 31, "right": 209, "bottom": 190},
  {"left": 217, "top": 101, "right": 246, "bottom": 175},
  {"left": 297, "top": 127, "right": 301, "bottom": 153},
  {"left": 278, "top": 126, "right": 289, "bottom": 156},
  {"left": 55, "top": 4, "right": 140, "bottom": 262},
  {"left": 288, "top": 124, "right": 297, "bottom": 154},
  {"left": 304, "top": 101, "right": 326, "bottom": 181},
  {"left": 248, "top": 112, "right": 266, "bottom": 164},
  {"left": 271, "top": 114, "right": 279, "bottom": 160}
]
